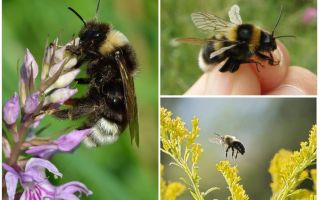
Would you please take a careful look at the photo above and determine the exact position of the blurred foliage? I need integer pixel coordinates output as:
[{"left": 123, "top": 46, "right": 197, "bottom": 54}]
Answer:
[
  {"left": 3, "top": 0, "right": 158, "bottom": 199},
  {"left": 269, "top": 125, "right": 316, "bottom": 200},
  {"left": 161, "top": 0, "right": 317, "bottom": 94},
  {"left": 161, "top": 98, "right": 316, "bottom": 199},
  {"left": 160, "top": 164, "right": 186, "bottom": 200}
]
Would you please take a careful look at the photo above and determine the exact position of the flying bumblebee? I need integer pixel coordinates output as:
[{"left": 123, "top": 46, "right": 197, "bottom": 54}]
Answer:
[
  {"left": 209, "top": 134, "right": 245, "bottom": 159},
  {"left": 53, "top": 0, "right": 139, "bottom": 147},
  {"left": 177, "top": 4, "right": 293, "bottom": 73}
]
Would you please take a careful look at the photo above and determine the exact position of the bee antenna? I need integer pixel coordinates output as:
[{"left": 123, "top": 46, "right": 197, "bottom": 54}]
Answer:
[
  {"left": 68, "top": 7, "right": 86, "bottom": 26},
  {"left": 95, "top": 0, "right": 101, "bottom": 19},
  {"left": 272, "top": 5, "right": 283, "bottom": 36},
  {"left": 275, "top": 35, "right": 296, "bottom": 38}
]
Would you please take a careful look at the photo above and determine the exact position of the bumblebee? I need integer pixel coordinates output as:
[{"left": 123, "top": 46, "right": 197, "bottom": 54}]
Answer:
[
  {"left": 177, "top": 5, "right": 293, "bottom": 73},
  {"left": 209, "top": 134, "right": 245, "bottom": 159},
  {"left": 53, "top": 0, "right": 139, "bottom": 147}
]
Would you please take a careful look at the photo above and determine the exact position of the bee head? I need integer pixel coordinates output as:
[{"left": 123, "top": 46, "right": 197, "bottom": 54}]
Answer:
[
  {"left": 78, "top": 22, "right": 110, "bottom": 49},
  {"left": 68, "top": 0, "right": 109, "bottom": 51},
  {"left": 259, "top": 32, "right": 277, "bottom": 51}
]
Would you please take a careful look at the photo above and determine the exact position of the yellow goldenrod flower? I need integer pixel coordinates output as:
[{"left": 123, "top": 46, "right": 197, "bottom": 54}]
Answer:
[
  {"left": 187, "top": 117, "right": 200, "bottom": 147},
  {"left": 161, "top": 164, "right": 186, "bottom": 200},
  {"left": 191, "top": 143, "right": 203, "bottom": 164},
  {"left": 269, "top": 149, "right": 293, "bottom": 193},
  {"left": 160, "top": 107, "right": 207, "bottom": 200},
  {"left": 216, "top": 160, "right": 249, "bottom": 200},
  {"left": 310, "top": 169, "right": 316, "bottom": 192},
  {"left": 269, "top": 125, "right": 317, "bottom": 200}
]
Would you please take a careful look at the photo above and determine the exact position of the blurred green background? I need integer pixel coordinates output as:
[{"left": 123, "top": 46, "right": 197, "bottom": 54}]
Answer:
[
  {"left": 3, "top": 0, "right": 158, "bottom": 199},
  {"left": 161, "top": 0, "right": 317, "bottom": 94},
  {"left": 161, "top": 98, "right": 316, "bottom": 199}
]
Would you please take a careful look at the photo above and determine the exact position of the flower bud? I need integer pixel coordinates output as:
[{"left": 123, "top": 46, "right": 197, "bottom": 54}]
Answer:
[
  {"left": 24, "top": 92, "right": 40, "bottom": 114},
  {"left": 41, "top": 43, "right": 55, "bottom": 80},
  {"left": 20, "top": 49, "right": 38, "bottom": 83},
  {"left": 45, "top": 88, "right": 77, "bottom": 104},
  {"left": 49, "top": 69, "right": 80, "bottom": 90},
  {"left": 48, "top": 59, "right": 66, "bottom": 78},
  {"left": 3, "top": 93, "right": 20, "bottom": 125}
]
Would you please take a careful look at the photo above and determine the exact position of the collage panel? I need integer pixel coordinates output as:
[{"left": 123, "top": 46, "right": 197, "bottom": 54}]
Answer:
[
  {"left": 161, "top": 0, "right": 316, "bottom": 95},
  {"left": 160, "top": 98, "right": 316, "bottom": 199},
  {"left": 3, "top": 0, "right": 157, "bottom": 199}
]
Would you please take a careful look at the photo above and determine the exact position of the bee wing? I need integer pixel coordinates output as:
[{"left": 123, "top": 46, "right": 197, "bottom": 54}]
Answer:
[
  {"left": 209, "top": 44, "right": 237, "bottom": 59},
  {"left": 175, "top": 37, "right": 229, "bottom": 45},
  {"left": 228, "top": 4, "right": 242, "bottom": 25},
  {"left": 191, "top": 12, "right": 235, "bottom": 33},
  {"left": 115, "top": 52, "right": 139, "bottom": 147},
  {"left": 209, "top": 137, "right": 222, "bottom": 144}
]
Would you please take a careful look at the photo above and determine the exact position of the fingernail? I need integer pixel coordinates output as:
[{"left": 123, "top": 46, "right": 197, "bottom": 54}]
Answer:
[
  {"left": 273, "top": 48, "right": 282, "bottom": 65},
  {"left": 276, "top": 84, "right": 305, "bottom": 95}
]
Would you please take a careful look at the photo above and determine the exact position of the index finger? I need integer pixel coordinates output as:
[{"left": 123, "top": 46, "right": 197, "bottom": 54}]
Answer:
[{"left": 250, "top": 41, "right": 290, "bottom": 93}]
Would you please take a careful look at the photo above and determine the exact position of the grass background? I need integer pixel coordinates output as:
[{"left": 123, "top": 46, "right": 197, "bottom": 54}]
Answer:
[
  {"left": 161, "top": 0, "right": 317, "bottom": 95},
  {"left": 3, "top": 0, "right": 158, "bottom": 199}
]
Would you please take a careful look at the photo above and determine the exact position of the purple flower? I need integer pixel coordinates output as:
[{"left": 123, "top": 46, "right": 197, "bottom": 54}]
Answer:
[
  {"left": 55, "top": 181, "right": 93, "bottom": 200},
  {"left": 24, "top": 92, "right": 40, "bottom": 114},
  {"left": 46, "top": 69, "right": 80, "bottom": 92},
  {"left": 303, "top": 8, "right": 316, "bottom": 23},
  {"left": 3, "top": 158, "right": 92, "bottom": 200},
  {"left": 2, "top": 137, "right": 11, "bottom": 159},
  {"left": 20, "top": 49, "right": 39, "bottom": 83},
  {"left": 45, "top": 87, "right": 78, "bottom": 105},
  {"left": 26, "top": 129, "right": 92, "bottom": 159},
  {"left": 3, "top": 93, "right": 20, "bottom": 125}
]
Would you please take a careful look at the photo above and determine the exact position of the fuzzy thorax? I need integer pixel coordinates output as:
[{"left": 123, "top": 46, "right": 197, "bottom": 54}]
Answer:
[{"left": 99, "top": 30, "right": 129, "bottom": 55}]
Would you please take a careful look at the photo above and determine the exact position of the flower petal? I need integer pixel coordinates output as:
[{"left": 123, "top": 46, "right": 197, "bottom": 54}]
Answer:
[
  {"left": 50, "top": 69, "right": 80, "bottom": 89},
  {"left": 5, "top": 172, "right": 19, "bottom": 200},
  {"left": 3, "top": 93, "right": 20, "bottom": 125},
  {"left": 303, "top": 8, "right": 316, "bottom": 23},
  {"left": 2, "top": 137, "right": 11, "bottom": 158},
  {"left": 55, "top": 181, "right": 93, "bottom": 200},
  {"left": 2, "top": 163, "right": 19, "bottom": 177},
  {"left": 48, "top": 59, "right": 66, "bottom": 78},
  {"left": 26, "top": 144, "right": 58, "bottom": 159},
  {"left": 56, "top": 129, "right": 92, "bottom": 152},
  {"left": 25, "top": 158, "right": 62, "bottom": 182},
  {"left": 45, "top": 88, "right": 77, "bottom": 105}
]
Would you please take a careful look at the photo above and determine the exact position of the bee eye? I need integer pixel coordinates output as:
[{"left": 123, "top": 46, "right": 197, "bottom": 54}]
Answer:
[{"left": 94, "top": 33, "right": 102, "bottom": 38}]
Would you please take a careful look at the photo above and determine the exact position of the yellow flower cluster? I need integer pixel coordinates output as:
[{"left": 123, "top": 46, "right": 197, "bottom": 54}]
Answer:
[
  {"left": 161, "top": 165, "right": 186, "bottom": 200},
  {"left": 216, "top": 160, "right": 249, "bottom": 200},
  {"left": 160, "top": 107, "right": 205, "bottom": 200},
  {"left": 269, "top": 125, "right": 317, "bottom": 200}
]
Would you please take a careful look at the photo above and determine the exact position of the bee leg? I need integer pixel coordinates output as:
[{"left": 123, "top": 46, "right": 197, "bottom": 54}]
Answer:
[
  {"left": 75, "top": 78, "right": 91, "bottom": 84},
  {"left": 235, "top": 150, "right": 239, "bottom": 159},
  {"left": 226, "top": 146, "right": 231, "bottom": 158},
  {"left": 231, "top": 147, "right": 235, "bottom": 159},
  {"left": 256, "top": 51, "right": 279, "bottom": 65},
  {"left": 269, "top": 51, "right": 280, "bottom": 65},
  {"left": 244, "top": 60, "right": 264, "bottom": 72},
  {"left": 219, "top": 59, "right": 240, "bottom": 73},
  {"left": 53, "top": 100, "right": 98, "bottom": 120}
]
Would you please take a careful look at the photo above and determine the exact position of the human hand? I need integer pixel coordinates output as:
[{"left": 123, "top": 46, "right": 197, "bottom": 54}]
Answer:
[{"left": 185, "top": 42, "right": 317, "bottom": 95}]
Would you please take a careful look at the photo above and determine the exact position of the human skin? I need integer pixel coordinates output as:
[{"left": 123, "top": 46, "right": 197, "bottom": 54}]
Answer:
[{"left": 185, "top": 42, "right": 317, "bottom": 95}]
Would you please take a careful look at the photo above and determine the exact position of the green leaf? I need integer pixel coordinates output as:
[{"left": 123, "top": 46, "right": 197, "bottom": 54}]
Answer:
[{"left": 202, "top": 187, "right": 220, "bottom": 197}]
